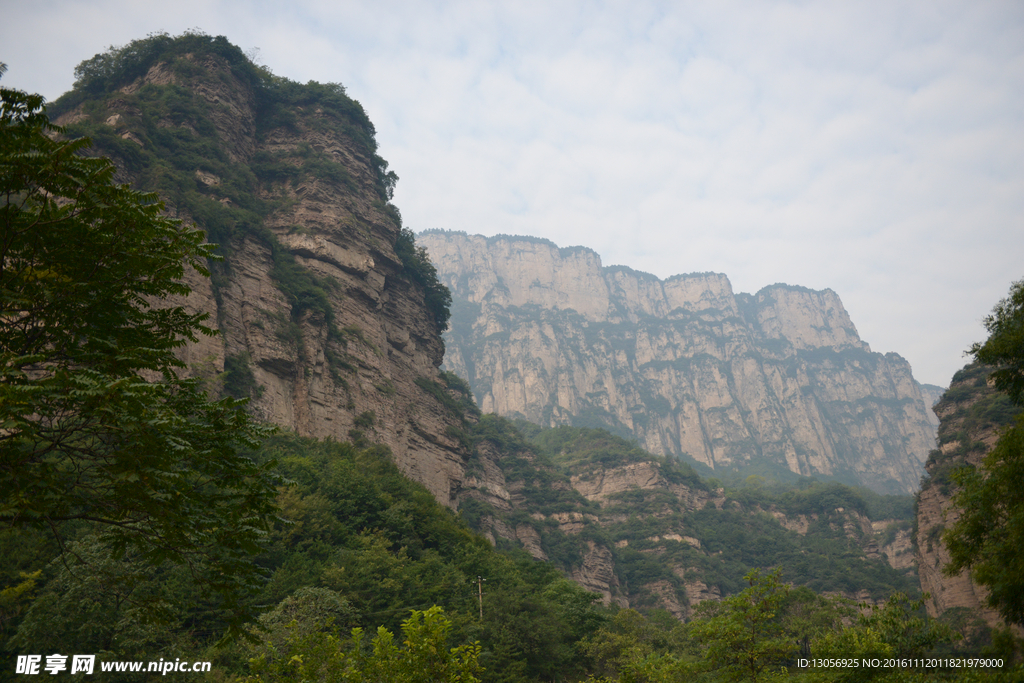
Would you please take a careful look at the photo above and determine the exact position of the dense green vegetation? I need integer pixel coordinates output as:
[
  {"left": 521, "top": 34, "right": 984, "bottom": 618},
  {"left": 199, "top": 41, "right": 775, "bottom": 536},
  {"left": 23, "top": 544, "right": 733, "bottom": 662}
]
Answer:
[
  {"left": 0, "top": 434, "right": 606, "bottom": 681},
  {"left": 4, "top": 430, "right": 1017, "bottom": 680}
]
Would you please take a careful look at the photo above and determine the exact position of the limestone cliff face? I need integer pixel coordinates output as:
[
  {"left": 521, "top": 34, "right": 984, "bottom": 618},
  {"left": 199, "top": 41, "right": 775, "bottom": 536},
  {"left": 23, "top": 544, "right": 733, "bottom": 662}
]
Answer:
[
  {"left": 57, "top": 50, "right": 468, "bottom": 507},
  {"left": 914, "top": 364, "right": 1020, "bottom": 629},
  {"left": 420, "top": 231, "right": 935, "bottom": 494}
]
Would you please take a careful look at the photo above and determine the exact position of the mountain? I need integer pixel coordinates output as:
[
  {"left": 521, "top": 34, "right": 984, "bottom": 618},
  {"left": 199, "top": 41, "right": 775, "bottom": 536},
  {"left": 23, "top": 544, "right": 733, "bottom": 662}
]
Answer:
[
  {"left": 915, "top": 363, "right": 1022, "bottom": 631},
  {"left": 48, "top": 34, "right": 469, "bottom": 507},
  {"left": 419, "top": 230, "right": 937, "bottom": 495}
]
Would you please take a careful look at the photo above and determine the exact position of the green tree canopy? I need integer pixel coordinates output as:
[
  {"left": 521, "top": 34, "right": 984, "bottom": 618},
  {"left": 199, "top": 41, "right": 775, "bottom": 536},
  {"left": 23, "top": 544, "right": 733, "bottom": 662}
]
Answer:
[
  {"left": 688, "top": 567, "right": 796, "bottom": 682},
  {"left": 244, "top": 606, "right": 482, "bottom": 683},
  {"left": 970, "top": 279, "right": 1024, "bottom": 404},
  {"left": 0, "top": 84, "right": 278, "bottom": 638}
]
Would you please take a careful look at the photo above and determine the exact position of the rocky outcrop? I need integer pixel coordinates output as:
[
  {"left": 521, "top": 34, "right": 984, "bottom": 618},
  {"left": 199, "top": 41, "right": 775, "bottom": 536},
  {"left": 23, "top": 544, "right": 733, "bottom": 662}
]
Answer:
[
  {"left": 420, "top": 231, "right": 937, "bottom": 494},
  {"left": 570, "top": 461, "right": 725, "bottom": 510},
  {"left": 573, "top": 458, "right": 910, "bottom": 571},
  {"left": 58, "top": 49, "right": 469, "bottom": 508},
  {"left": 571, "top": 542, "right": 625, "bottom": 607}
]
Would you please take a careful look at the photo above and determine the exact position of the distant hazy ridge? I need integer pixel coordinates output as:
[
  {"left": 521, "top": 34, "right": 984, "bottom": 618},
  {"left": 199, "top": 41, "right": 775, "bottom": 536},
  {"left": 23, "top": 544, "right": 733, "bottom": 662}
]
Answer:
[{"left": 421, "top": 230, "right": 938, "bottom": 494}]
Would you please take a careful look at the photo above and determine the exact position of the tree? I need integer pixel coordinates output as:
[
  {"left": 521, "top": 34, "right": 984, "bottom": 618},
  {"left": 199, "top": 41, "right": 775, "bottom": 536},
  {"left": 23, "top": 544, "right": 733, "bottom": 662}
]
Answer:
[
  {"left": 244, "top": 606, "right": 482, "bottom": 683},
  {"left": 581, "top": 608, "right": 687, "bottom": 683},
  {"left": 969, "top": 279, "right": 1024, "bottom": 404},
  {"left": 1, "top": 84, "right": 278, "bottom": 638},
  {"left": 944, "top": 418, "right": 1024, "bottom": 627},
  {"left": 809, "top": 593, "right": 953, "bottom": 682},
  {"left": 688, "top": 567, "right": 795, "bottom": 682},
  {"left": 944, "top": 278, "right": 1024, "bottom": 629}
]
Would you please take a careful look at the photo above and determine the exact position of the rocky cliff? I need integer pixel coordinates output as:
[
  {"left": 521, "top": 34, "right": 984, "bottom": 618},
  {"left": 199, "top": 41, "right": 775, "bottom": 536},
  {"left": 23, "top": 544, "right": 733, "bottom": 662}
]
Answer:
[
  {"left": 914, "top": 363, "right": 1021, "bottom": 629},
  {"left": 52, "top": 36, "right": 468, "bottom": 507},
  {"left": 420, "top": 231, "right": 936, "bottom": 495}
]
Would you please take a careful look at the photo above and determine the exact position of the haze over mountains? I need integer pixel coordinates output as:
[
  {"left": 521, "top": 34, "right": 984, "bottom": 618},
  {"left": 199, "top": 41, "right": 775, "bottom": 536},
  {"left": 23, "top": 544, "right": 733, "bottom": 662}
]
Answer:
[{"left": 420, "top": 230, "right": 938, "bottom": 495}]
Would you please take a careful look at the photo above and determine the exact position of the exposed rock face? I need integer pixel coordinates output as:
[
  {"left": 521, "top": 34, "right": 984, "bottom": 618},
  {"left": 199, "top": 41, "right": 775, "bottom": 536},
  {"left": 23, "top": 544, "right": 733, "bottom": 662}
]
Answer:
[
  {"left": 58, "top": 53, "right": 468, "bottom": 507},
  {"left": 569, "top": 460, "right": 724, "bottom": 510},
  {"left": 914, "top": 364, "right": 1020, "bottom": 630},
  {"left": 420, "top": 231, "right": 937, "bottom": 495},
  {"left": 571, "top": 542, "right": 623, "bottom": 606}
]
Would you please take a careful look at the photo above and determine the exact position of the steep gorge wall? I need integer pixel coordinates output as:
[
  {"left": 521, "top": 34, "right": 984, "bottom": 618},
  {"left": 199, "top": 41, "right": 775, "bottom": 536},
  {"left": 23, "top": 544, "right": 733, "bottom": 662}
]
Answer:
[
  {"left": 914, "top": 364, "right": 1020, "bottom": 629},
  {"left": 56, "top": 48, "right": 468, "bottom": 507},
  {"left": 421, "top": 231, "right": 936, "bottom": 494}
]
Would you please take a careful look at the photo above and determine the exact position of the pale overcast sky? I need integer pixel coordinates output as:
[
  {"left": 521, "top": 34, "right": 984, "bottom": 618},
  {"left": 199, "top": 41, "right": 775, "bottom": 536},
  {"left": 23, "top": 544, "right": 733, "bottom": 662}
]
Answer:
[{"left": 3, "top": 1, "right": 1022, "bottom": 387}]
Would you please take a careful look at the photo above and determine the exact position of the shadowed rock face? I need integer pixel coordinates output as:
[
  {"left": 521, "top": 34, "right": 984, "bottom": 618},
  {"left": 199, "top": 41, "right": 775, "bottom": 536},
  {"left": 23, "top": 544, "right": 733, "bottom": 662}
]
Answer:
[
  {"left": 420, "top": 231, "right": 937, "bottom": 495},
  {"left": 58, "top": 52, "right": 469, "bottom": 508}
]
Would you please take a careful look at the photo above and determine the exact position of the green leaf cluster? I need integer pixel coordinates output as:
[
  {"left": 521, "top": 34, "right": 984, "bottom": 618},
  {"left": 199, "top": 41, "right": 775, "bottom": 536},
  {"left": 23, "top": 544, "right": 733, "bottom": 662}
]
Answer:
[{"left": 245, "top": 605, "right": 483, "bottom": 683}]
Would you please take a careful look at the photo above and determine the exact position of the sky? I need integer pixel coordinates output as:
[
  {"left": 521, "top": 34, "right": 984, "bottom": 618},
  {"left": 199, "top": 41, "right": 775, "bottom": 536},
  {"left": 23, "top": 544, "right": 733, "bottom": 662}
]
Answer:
[{"left": 3, "top": 1, "right": 1022, "bottom": 388}]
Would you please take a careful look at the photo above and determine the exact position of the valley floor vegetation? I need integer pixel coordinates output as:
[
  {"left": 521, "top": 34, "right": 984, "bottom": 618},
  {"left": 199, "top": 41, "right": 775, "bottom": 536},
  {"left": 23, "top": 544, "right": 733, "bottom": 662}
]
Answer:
[{"left": 3, "top": 431, "right": 1021, "bottom": 682}]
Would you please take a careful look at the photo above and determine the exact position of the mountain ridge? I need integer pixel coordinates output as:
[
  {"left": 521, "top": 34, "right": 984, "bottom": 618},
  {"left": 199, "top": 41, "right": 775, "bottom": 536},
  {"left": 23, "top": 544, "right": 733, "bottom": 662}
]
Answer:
[{"left": 420, "top": 230, "right": 937, "bottom": 494}]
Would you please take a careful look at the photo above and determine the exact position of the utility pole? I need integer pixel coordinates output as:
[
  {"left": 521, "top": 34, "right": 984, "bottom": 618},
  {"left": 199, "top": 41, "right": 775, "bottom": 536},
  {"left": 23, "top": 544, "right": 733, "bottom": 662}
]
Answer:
[{"left": 477, "top": 575, "right": 486, "bottom": 620}]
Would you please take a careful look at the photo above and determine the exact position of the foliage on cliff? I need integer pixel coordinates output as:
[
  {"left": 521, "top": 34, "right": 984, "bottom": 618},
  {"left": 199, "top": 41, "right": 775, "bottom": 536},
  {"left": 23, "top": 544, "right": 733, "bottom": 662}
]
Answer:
[
  {"left": 396, "top": 226, "right": 452, "bottom": 330},
  {"left": 50, "top": 31, "right": 393, "bottom": 200},
  {"left": 461, "top": 419, "right": 918, "bottom": 609},
  {"left": 919, "top": 363, "right": 1021, "bottom": 494},
  {"left": 944, "top": 279, "right": 1024, "bottom": 628}
]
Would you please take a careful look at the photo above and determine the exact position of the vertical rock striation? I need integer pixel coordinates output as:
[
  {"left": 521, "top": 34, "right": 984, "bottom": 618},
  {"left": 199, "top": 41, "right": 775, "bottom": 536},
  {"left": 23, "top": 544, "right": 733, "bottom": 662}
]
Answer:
[{"left": 420, "top": 231, "right": 936, "bottom": 494}]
